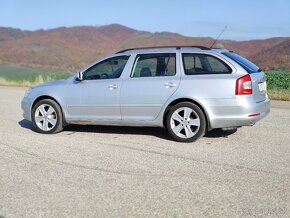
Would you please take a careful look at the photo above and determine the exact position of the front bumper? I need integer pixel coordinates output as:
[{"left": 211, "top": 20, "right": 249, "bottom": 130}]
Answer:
[{"left": 21, "top": 97, "right": 33, "bottom": 121}]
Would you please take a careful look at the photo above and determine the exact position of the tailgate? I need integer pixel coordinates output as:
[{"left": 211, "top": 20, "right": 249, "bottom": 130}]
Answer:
[{"left": 250, "top": 72, "right": 267, "bottom": 102}]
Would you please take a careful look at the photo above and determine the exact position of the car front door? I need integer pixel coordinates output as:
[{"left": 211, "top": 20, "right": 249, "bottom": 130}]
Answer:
[
  {"left": 120, "top": 52, "right": 180, "bottom": 121},
  {"left": 65, "top": 55, "right": 130, "bottom": 121}
]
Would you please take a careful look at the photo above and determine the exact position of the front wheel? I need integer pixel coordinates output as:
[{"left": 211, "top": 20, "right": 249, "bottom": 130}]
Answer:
[
  {"left": 166, "top": 102, "right": 206, "bottom": 142},
  {"left": 32, "top": 99, "right": 63, "bottom": 134}
]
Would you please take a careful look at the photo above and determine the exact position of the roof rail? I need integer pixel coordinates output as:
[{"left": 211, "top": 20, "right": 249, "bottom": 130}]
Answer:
[{"left": 116, "top": 45, "right": 210, "bottom": 54}]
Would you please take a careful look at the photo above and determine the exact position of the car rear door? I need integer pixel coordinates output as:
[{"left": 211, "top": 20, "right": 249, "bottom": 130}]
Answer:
[{"left": 120, "top": 52, "right": 181, "bottom": 121}]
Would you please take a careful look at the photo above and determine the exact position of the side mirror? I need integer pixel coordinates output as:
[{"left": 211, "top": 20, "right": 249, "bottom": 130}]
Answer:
[{"left": 76, "top": 71, "right": 83, "bottom": 81}]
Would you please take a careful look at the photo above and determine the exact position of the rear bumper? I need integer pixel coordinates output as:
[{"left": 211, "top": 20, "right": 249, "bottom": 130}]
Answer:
[{"left": 203, "top": 97, "right": 270, "bottom": 129}]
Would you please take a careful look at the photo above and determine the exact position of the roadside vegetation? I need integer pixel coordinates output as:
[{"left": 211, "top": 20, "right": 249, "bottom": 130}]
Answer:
[
  {"left": 0, "top": 65, "right": 72, "bottom": 87},
  {"left": 266, "top": 71, "right": 290, "bottom": 101},
  {"left": 0, "top": 65, "right": 289, "bottom": 101}
]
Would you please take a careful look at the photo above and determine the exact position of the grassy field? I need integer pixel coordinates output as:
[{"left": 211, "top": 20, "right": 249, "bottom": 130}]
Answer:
[
  {"left": 0, "top": 65, "right": 72, "bottom": 86},
  {"left": 266, "top": 71, "right": 290, "bottom": 101},
  {"left": 0, "top": 65, "right": 289, "bottom": 101}
]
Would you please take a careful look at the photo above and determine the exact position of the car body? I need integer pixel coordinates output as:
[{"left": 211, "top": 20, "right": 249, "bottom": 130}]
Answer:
[{"left": 21, "top": 46, "right": 270, "bottom": 142}]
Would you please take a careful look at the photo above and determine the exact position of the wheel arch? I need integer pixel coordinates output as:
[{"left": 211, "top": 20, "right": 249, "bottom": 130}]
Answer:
[
  {"left": 31, "top": 95, "right": 66, "bottom": 124},
  {"left": 163, "top": 98, "right": 212, "bottom": 131}
]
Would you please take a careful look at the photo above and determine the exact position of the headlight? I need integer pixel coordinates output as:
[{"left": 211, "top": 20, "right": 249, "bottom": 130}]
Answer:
[{"left": 24, "top": 88, "right": 32, "bottom": 98}]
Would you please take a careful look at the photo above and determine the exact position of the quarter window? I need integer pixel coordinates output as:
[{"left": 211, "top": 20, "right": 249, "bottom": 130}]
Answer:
[
  {"left": 83, "top": 55, "right": 129, "bottom": 80},
  {"left": 132, "top": 53, "right": 176, "bottom": 77},
  {"left": 222, "top": 52, "right": 260, "bottom": 74},
  {"left": 182, "top": 54, "right": 232, "bottom": 75}
]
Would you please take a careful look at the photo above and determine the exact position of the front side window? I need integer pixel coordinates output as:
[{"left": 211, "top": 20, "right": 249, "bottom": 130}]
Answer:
[
  {"left": 132, "top": 53, "right": 176, "bottom": 77},
  {"left": 83, "top": 55, "right": 129, "bottom": 80},
  {"left": 182, "top": 53, "right": 232, "bottom": 75}
]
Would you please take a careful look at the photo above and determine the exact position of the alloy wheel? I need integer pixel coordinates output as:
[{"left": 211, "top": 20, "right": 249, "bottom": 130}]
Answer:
[
  {"left": 34, "top": 104, "right": 57, "bottom": 131},
  {"left": 170, "top": 107, "right": 201, "bottom": 139}
]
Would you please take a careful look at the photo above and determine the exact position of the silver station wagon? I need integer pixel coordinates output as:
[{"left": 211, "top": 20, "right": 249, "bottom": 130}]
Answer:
[{"left": 21, "top": 46, "right": 270, "bottom": 142}]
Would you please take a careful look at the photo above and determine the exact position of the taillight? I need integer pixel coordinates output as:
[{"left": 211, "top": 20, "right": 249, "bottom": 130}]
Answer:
[{"left": 236, "top": 74, "right": 252, "bottom": 95}]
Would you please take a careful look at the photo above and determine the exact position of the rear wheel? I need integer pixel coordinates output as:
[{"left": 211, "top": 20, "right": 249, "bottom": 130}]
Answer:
[
  {"left": 166, "top": 102, "right": 206, "bottom": 142},
  {"left": 32, "top": 99, "right": 63, "bottom": 134}
]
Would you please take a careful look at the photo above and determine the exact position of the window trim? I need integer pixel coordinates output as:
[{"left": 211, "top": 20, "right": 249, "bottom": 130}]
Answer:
[
  {"left": 82, "top": 55, "right": 130, "bottom": 81},
  {"left": 182, "top": 53, "right": 232, "bottom": 75},
  {"left": 130, "top": 53, "right": 177, "bottom": 78}
]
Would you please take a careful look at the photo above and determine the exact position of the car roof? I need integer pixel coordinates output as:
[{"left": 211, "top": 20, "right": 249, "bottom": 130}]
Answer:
[{"left": 116, "top": 46, "right": 228, "bottom": 54}]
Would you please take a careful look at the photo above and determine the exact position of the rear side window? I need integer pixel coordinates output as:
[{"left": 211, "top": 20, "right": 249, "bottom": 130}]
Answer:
[
  {"left": 223, "top": 52, "right": 261, "bottom": 74},
  {"left": 182, "top": 53, "right": 232, "bottom": 75},
  {"left": 132, "top": 53, "right": 176, "bottom": 77}
]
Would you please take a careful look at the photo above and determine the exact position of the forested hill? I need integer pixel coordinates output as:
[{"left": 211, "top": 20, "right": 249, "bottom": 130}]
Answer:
[{"left": 0, "top": 24, "right": 289, "bottom": 70}]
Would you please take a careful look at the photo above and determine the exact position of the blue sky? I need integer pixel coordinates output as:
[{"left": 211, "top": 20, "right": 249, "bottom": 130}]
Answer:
[{"left": 0, "top": 0, "right": 289, "bottom": 40}]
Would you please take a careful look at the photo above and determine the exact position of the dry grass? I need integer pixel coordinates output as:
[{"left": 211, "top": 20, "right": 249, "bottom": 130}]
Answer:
[{"left": 268, "top": 90, "right": 290, "bottom": 101}]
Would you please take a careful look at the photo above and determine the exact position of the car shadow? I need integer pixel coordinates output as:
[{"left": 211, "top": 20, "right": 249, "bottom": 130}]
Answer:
[
  {"left": 63, "top": 124, "right": 172, "bottom": 141},
  {"left": 18, "top": 119, "right": 34, "bottom": 131},
  {"left": 18, "top": 119, "right": 238, "bottom": 140},
  {"left": 204, "top": 128, "right": 238, "bottom": 138}
]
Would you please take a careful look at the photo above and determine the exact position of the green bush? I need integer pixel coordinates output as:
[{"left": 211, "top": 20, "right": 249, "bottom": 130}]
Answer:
[{"left": 266, "top": 71, "right": 290, "bottom": 90}]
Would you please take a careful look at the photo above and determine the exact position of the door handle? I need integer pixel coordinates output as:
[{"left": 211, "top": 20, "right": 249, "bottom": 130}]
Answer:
[
  {"left": 164, "top": 82, "right": 177, "bottom": 88},
  {"left": 108, "top": 84, "right": 118, "bottom": 90}
]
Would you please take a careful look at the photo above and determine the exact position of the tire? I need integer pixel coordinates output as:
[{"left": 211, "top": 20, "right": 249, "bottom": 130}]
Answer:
[
  {"left": 166, "top": 102, "right": 206, "bottom": 142},
  {"left": 32, "top": 99, "right": 63, "bottom": 134}
]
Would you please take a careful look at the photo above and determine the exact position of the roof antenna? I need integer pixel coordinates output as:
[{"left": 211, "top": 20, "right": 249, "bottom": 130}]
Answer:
[{"left": 210, "top": 25, "right": 227, "bottom": 48}]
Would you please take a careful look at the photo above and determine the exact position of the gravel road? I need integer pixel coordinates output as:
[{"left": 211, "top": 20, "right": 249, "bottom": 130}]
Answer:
[{"left": 0, "top": 86, "right": 289, "bottom": 217}]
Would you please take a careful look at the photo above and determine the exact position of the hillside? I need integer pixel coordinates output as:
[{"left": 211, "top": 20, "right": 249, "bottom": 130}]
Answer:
[
  {"left": 0, "top": 24, "right": 289, "bottom": 70},
  {"left": 0, "top": 27, "right": 30, "bottom": 41},
  {"left": 250, "top": 39, "right": 290, "bottom": 70}
]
